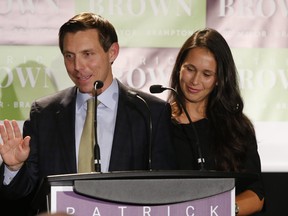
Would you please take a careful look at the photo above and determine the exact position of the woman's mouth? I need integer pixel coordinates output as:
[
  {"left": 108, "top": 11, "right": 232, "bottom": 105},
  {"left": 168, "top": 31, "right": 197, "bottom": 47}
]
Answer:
[{"left": 187, "top": 86, "right": 200, "bottom": 94}]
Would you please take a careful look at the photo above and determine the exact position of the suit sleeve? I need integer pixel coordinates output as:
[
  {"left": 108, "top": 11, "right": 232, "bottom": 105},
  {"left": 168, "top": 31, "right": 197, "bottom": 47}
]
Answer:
[{"left": 0, "top": 102, "right": 40, "bottom": 200}]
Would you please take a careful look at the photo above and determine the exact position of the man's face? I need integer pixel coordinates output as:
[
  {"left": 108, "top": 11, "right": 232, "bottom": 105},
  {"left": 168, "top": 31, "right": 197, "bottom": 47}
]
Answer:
[{"left": 62, "top": 29, "right": 118, "bottom": 94}]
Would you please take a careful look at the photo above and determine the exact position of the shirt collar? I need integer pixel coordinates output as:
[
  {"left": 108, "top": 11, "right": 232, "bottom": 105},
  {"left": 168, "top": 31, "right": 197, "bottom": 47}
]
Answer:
[
  {"left": 98, "top": 78, "right": 118, "bottom": 110},
  {"left": 76, "top": 78, "right": 119, "bottom": 111},
  {"left": 76, "top": 90, "right": 92, "bottom": 112}
]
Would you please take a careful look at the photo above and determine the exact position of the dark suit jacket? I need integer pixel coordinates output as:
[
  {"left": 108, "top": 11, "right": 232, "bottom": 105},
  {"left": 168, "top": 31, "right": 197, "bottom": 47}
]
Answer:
[{"left": 0, "top": 80, "right": 176, "bottom": 202}]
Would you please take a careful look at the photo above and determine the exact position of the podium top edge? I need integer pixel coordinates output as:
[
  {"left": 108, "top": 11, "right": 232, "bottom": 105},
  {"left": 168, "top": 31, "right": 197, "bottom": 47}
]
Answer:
[{"left": 46, "top": 170, "right": 259, "bottom": 183}]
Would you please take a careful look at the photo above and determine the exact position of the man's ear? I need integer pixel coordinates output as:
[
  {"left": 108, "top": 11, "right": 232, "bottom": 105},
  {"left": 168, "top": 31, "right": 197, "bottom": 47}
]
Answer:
[{"left": 109, "top": 42, "right": 119, "bottom": 64}]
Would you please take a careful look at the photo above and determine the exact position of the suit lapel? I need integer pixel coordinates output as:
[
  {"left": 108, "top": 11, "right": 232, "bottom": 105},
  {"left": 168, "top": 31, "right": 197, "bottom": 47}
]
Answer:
[
  {"left": 108, "top": 81, "right": 149, "bottom": 171},
  {"left": 109, "top": 82, "right": 133, "bottom": 170},
  {"left": 56, "top": 87, "right": 77, "bottom": 172}
]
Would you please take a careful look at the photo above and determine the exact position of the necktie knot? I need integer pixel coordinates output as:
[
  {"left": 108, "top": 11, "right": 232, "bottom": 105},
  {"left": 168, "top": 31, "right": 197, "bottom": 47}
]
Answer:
[{"left": 87, "top": 98, "right": 94, "bottom": 112}]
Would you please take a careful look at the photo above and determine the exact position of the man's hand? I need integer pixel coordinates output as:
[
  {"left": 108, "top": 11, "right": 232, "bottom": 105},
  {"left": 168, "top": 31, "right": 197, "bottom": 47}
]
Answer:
[{"left": 0, "top": 119, "right": 31, "bottom": 171}]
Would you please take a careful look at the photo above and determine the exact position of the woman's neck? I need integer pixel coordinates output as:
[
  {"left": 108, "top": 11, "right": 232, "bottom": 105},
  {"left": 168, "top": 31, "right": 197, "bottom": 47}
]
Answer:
[{"left": 179, "top": 101, "right": 206, "bottom": 123}]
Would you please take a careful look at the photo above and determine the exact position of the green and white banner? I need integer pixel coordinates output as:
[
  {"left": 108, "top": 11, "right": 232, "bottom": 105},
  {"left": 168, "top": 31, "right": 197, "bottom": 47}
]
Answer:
[{"left": 0, "top": 0, "right": 287, "bottom": 171}]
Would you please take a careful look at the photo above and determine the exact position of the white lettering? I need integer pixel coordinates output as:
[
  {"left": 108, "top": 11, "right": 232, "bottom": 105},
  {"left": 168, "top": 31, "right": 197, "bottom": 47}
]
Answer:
[
  {"left": 150, "top": 0, "right": 169, "bottom": 16},
  {"left": 186, "top": 205, "right": 195, "bottom": 216},
  {"left": 256, "top": 0, "right": 276, "bottom": 17},
  {"left": 279, "top": 0, "right": 288, "bottom": 16},
  {"left": 110, "top": 0, "right": 124, "bottom": 16},
  {"left": 92, "top": 207, "right": 101, "bottom": 216},
  {"left": 239, "top": 69, "right": 255, "bottom": 89},
  {"left": 127, "top": 68, "right": 146, "bottom": 88},
  {"left": 279, "top": 69, "right": 288, "bottom": 89},
  {"left": 219, "top": 0, "right": 287, "bottom": 17},
  {"left": 118, "top": 206, "right": 127, "bottom": 216},
  {"left": 0, "top": 67, "right": 13, "bottom": 88},
  {"left": 89, "top": 0, "right": 194, "bottom": 16},
  {"left": 257, "top": 69, "right": 276, "bottom": 88},
  {"left": 168, "top": 56, "right": 176, "bottom": 65},
  {"left": 127, "top": 0, "right": 145, "bottom": 15},
  {"left": 15, "top": 67, "right": 40, "bottom": 88},
  {"left": 239, "top": 68, "right": 288, "bottom": 90},
  {"left": 238, "top": 0, "right": 255, "bottom": 17},
  {"left": 43, "top": 67, "right": 52, "bottom": 88},
  {"left": 146, "top": 68, "right": 167, "bottom": 83},
  {"left": 0, "top": 0, "right": 59, "bottom": 14},
  {"left": 219, "top": 0, "right": 235, "bottom": 16},
  {"left": 117, "top": 29, "right": 136, "bottom": 37},
  {"left": 176, "top": 0, "right": 193, "bottom": 16},
  {"left": 0, "top": 65, "right": 52, "bottom": 88},
  {"left": 66, "top": 207, "right": 75, "bottom": 214},
  {"left": 210, "top": 205, "right": 219, "bottom": 216},
  {"left": 143, "top": 206, "right": 151, "bottom": 216},
  {"left": 13, "top": 101, "right": 30, "bottom": 108},
  {"left": 7, "top": 56, "right": 14, "bottom": 65}
]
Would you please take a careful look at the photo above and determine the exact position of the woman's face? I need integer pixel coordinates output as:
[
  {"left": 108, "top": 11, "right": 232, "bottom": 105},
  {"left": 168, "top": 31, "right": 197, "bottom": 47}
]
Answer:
[{"left": 179, "top": 47, "right": 218, "bottom": 106}]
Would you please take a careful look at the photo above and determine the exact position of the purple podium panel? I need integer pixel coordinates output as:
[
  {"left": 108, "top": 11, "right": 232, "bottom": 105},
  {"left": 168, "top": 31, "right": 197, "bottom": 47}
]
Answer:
[
  {"left": 32, "top": 171, "right": 258, "bottom": 214},
  {"left": 51, "top": 186, "right": 235, "bottom": 215}
]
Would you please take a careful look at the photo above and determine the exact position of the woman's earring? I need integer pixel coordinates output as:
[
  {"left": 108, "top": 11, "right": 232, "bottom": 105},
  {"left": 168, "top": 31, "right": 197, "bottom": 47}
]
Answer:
[{"left": 235, "top": 103, "right": 240, "bottom": 110}]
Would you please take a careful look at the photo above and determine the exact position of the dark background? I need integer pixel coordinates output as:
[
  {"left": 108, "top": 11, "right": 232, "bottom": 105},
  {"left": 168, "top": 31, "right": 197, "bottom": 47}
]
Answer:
[{"left": 257, "top": 172, "right": 288, "bottom": 216}]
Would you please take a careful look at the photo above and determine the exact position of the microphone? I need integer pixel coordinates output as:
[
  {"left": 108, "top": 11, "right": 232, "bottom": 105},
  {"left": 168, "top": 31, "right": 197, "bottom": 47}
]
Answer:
[
  {"left": 94, "top": 80, "right": 103, "bottom": 89},
  {"left": 149, "top": 84, "right": 205, "bottom": 171},
  {"left": 128, "top": 90, "right": 153, "bottom": 171},
  {"left": 93, "top": 80, "right": 103, "bottom": 172}
]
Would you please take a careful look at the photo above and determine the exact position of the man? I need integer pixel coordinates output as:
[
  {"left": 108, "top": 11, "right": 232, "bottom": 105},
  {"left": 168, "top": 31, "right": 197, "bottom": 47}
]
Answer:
[{"left": 0, "top": 12, "right": 176, "bottom": 214}]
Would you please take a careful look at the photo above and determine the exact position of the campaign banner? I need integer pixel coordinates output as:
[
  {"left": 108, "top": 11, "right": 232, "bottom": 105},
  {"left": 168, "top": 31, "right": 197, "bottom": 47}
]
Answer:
[
  {"left": 51, "top": 186, "right": 234, "bottom": 216},
  {"left": 0, "top": 0, "right": 287, "bottom": 171}
]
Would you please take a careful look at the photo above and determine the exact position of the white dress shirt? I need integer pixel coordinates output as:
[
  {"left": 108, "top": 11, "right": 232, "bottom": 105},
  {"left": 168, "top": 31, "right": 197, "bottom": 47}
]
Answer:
[{"left": 76, "top": 79, "right": 119, "bottom": 172}]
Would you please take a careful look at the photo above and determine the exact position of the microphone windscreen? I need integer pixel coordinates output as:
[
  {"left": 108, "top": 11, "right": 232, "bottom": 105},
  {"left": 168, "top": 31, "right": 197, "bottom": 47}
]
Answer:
[
  {"left": 94, "top": 80, "right": 104, "bottom": 89},
  {"left": 149, "top": 85, "right": 164, "bottom": 93}
]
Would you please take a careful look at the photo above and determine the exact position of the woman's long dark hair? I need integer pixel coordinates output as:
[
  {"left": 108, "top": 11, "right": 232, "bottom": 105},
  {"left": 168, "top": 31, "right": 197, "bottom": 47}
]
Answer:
[{"left": 168, "top": 28, "right": 256, "bottom": 171}]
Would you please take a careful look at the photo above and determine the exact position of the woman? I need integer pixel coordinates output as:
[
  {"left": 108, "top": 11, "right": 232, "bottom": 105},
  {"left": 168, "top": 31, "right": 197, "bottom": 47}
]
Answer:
[{"left": 168, "top": 28, "right": 264, "bottom": 215}]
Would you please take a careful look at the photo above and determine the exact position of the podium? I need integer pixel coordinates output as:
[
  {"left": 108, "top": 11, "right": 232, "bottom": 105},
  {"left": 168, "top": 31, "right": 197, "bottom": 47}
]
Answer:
[{"left": 34, "top": 170, "right": 258, "bottom": 215}]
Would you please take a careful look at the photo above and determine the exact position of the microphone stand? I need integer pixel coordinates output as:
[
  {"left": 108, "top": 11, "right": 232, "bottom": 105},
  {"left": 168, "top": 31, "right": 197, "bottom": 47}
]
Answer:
[
  {"left": 150, "top": 85, "right": 205, "bottom": 171},
  {"left": 93, "top": 80, "right": 104, "bottom": 172},
  {"left": 128, "top": 90, "right": 153, "bottom": 171}
]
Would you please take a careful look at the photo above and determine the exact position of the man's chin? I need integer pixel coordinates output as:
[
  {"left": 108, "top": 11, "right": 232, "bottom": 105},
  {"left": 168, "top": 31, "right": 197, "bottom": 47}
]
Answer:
[{"left": 78, "top": 87, "right": 93, "bottom": 95}]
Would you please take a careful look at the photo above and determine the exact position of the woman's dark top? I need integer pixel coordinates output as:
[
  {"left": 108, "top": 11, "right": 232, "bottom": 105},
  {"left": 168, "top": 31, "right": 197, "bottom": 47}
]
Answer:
[{"left": 172, "top": 118, "right": 264, "bottom": 200}]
